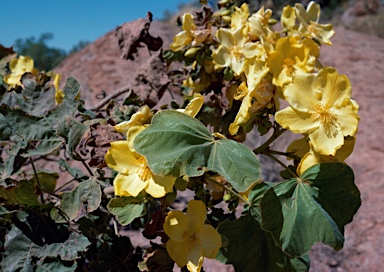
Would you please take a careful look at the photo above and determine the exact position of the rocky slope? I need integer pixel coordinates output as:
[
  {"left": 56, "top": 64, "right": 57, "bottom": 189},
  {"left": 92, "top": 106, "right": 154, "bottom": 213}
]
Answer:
[{"left": 53, "top": 10, "right": 384, "bottom": 272}]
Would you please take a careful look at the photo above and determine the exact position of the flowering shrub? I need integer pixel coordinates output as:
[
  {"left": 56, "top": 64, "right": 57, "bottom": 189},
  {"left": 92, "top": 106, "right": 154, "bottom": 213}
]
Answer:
[{"left": 0, "top": 1, "right": 360, "bottom": 271}]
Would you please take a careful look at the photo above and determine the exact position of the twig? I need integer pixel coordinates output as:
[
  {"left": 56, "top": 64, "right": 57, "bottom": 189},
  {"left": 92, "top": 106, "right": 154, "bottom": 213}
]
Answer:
[
  {"left": 29, "top": 157, "right": 45, "bottom": 204},
  {"left": 89, "top": 86, "right": 133, "bottom": 111},
  {"left": 206, "top": 177, "right": 251, "bottom": 206}
]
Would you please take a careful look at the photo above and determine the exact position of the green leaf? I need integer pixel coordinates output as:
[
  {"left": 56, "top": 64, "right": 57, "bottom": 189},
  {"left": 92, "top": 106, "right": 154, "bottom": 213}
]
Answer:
[
  {"left": 134, "top": 111, "right": 260, "bottom": 192},
  {"left": 0, "top": 107, "right": 64, "bottom": 157},
  {"left": 36, "top": 170, "right": 58, "bottom": 194},
  {"left": 0, "top": 179, "right": 40, "bottom": 206},
  {"left": 35, "top": 260, "right": 76, "bottom": 272},
  {"left": 260, "top": 163, "right": 361, "bottom": 257},
  {"left": 301, "top": 162, "right": 360, "bottom": 229},
  {"left": 39, "top": 232, "right": 91, "bottom": 261},
  {"left": 57, "top": 117, "right": 89, "bottom": 159},
  {"left": 1, "top": 226, "right": 89, "bottom": 272},
  {"left": 107, "top": 197, "right": 146, "bottom": 226},
  {"left": 246, "top": 184, "right": 310, "bottom": 272},
  {"left": 50, "top": 179, "right": 101, "bottom": 222},
  {"left": 216, "top": 215, "right": 263, "bottom": 272}
]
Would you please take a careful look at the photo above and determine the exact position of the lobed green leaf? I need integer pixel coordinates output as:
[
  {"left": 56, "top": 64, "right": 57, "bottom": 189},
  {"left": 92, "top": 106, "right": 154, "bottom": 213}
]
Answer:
[
  {"left": 260, "top": 162, "right": 361, "bottom": 257},
  {"left": 134, "top": 111, "right": 260, "bottom": 192}
]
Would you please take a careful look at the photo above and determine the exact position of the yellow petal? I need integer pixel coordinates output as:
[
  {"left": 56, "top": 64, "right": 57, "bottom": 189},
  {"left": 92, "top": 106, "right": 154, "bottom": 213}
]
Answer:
[
  {"left": 281, "top": 5, "right": 296, "bottom": 30},
  {"left": 197, "top": 224, "right": 222, "bottom": 258},
  {"left": 186, "top": 246, "right": 204, "bottom": 272},
  {"left": 275, "top": 107, "right": 319, "bottom": 134},
  {"left": 177, "top": 93, "right": 204, "bottom": 117},
  {"left": 186, "top": 200, "right": 207, "bottom": 230},
  {"left": 309, "top": 123, "right": 344, "bottom": 156},
  {"left": 114, "top": 105, "right": 152, "bottom": 133},
  {"left": 145, "top": 175, "right": 176, "bottom": 198},
  {"left": 126, "top": 124, "right": 146, "bottom": 155},
  {"left": 297, "top": 151, "right": 319, "bottom": 176},
  {"left": 164, "top": 210, "right": 189, "bottom": 241},
  {"left": 333, "top": 102, "right": 359, "bottom": 137},
  {"left": 182, "top": 13, "right": 196, "bottom": 32},
  {"left": 170, "top": 31, "right": 194, "bottom": 52},
  {"left": 166, "top": 239, "right": 189, "bottom": 268},
  {"left": 282, "top": 73, "right": 318, "bottom": 112},
  {"left": 315, "top": 68, "right": 351, "bottom": 106},
  {"left": 212, "top": 45, "right": 231, "bottom": 68},
  {"left": 216, "top": 28, "right": 235, "bottom": 49},
  {"left": 113, "top": 173, "right": 147, "bottom": 197},
  {"left": 287, "top": 136, "right": 310, "bottom": 159},
  {"left": 105, "top": 141, "right": 141, "bottom": 174}
]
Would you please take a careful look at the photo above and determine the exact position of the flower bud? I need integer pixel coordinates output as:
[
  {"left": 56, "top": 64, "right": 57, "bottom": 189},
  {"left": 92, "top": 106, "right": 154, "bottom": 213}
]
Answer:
[{"left": 184, "top": 47, "right": 200, "bottom": 58}]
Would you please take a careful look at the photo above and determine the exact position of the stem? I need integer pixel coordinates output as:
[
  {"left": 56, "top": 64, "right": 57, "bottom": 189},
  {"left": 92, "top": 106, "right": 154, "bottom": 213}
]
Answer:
[
  {"left": 54, "top": 178, "right": 76, "bottom": 193},
  {"left": 253, "top": 124, "right": 286, "bottom": 155},
  {"left": 207, "top": 177, "right": 250, "bottom": 206},
  {"left": 264, "top": 153, "right": 299, "bottom": 179},
  {"left": 75, "top": 151, "right": 94, "bottom": 177},
  {"left": 29, "top": 157, "right": 45, "bottom": 204}
]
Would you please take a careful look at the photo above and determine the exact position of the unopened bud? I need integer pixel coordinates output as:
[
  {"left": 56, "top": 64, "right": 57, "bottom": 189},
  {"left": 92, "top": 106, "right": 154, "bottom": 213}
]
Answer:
[
  {"left": 222, "top": 15, "right": 232, "bottom": 25},
  {"left": 184, "top": 47, "right": 200, "bottom": 58}
]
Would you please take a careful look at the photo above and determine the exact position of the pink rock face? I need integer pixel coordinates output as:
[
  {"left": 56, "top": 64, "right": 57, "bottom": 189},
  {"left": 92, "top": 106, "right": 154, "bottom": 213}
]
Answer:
[{"left": 53, "top": 13, "right": 384, "bottom": 271}]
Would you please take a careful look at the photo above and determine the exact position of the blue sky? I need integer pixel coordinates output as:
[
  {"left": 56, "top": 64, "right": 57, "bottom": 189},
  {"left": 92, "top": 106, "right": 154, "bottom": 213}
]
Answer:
[{"left": 1, "top": 0, "right": 192, "bottom": 52}]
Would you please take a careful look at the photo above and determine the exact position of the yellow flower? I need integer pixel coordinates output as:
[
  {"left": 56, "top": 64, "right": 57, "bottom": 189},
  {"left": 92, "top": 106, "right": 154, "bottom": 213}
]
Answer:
[
  {"left": 288, "top": 136, "right": 356, "bottom": 175},
  {"left": 248, "top": 7, "right": 274, "bottom": 41},
  {"left": 3, "top": 55, "right": 38, "bottom": 88},
  {"left": 114, "top": 105, "right": 153, "bottom": 135},
  {"left": 231, "top": 3, "right": 250, "bottom": 33},
  {"left": 212, "top": 27, "right": 247, "bottom": 76},
  {"left": 164, "top": 200, "right": 222, "bottom": 272},
  {"left": 275, "top": 67, "right": 359, "bottom": 156},
  {"left": 105, "top": 140, "right": 176, "bottom": 198},
  {"left": 295, "top": 1, "right": 335, "bottom": 45},
  {"left": 177, "top": 93, "right": 204, "bottom": 117},
  {"left": 229, "top": 75, "right": 273, "bottom": 135},
  {"left": 281, "top": 5, "right": 297, "bottom": 32},
  {"left": 54, "top": 74, "right": 65, "bottom": 105},
  {"left": 268, "top": 36, "right": 319, "bottom": 87},
  {"left": 170, "top": 13, "right": 210, "bottom": 52}
]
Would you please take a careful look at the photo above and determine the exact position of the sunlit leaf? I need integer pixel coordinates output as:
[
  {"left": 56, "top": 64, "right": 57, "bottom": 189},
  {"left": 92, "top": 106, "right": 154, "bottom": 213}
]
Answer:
[
  {"left": 134, "top": 111, "right": 260, "bottom": 192},
  {"left": 260, "top": 163, "right": 361, "bottom": 257},
  {"left": 107, "top": 197, "right": 146, "bottom": 226}
]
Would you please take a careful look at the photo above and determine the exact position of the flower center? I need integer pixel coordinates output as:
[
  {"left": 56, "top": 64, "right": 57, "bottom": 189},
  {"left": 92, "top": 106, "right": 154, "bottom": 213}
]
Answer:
[
  {"left": 138, "top": 156, "right": 152, "bottom": 181},
  {"left": 307, "top": 22, "right": 319, "bottom": 35},
  {"left": 314, "top": 103, "right": 338, "bottom": 138},
  {"left": 283, "top": 57, "right": 295, "bottom": 76},
  {"left": 183, "top": 229, "right": 198, "bottom": 247},
  {"left": 231, "top": 45, "right": 244, "bottom": 62}
]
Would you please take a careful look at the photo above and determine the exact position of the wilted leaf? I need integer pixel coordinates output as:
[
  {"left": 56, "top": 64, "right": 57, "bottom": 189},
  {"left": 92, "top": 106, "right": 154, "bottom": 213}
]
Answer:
[
  {"left": 50, "top": 178, "right": 102, "bottom": 222},
  {"left": 134, "top": 111, "right": 260, "bottom": 192},
  {"left": 57, "top": 117, "right": 89, "bottom": 159},
  {"left": 0, "top": 179, "right": 40, "bottom": 206}
]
